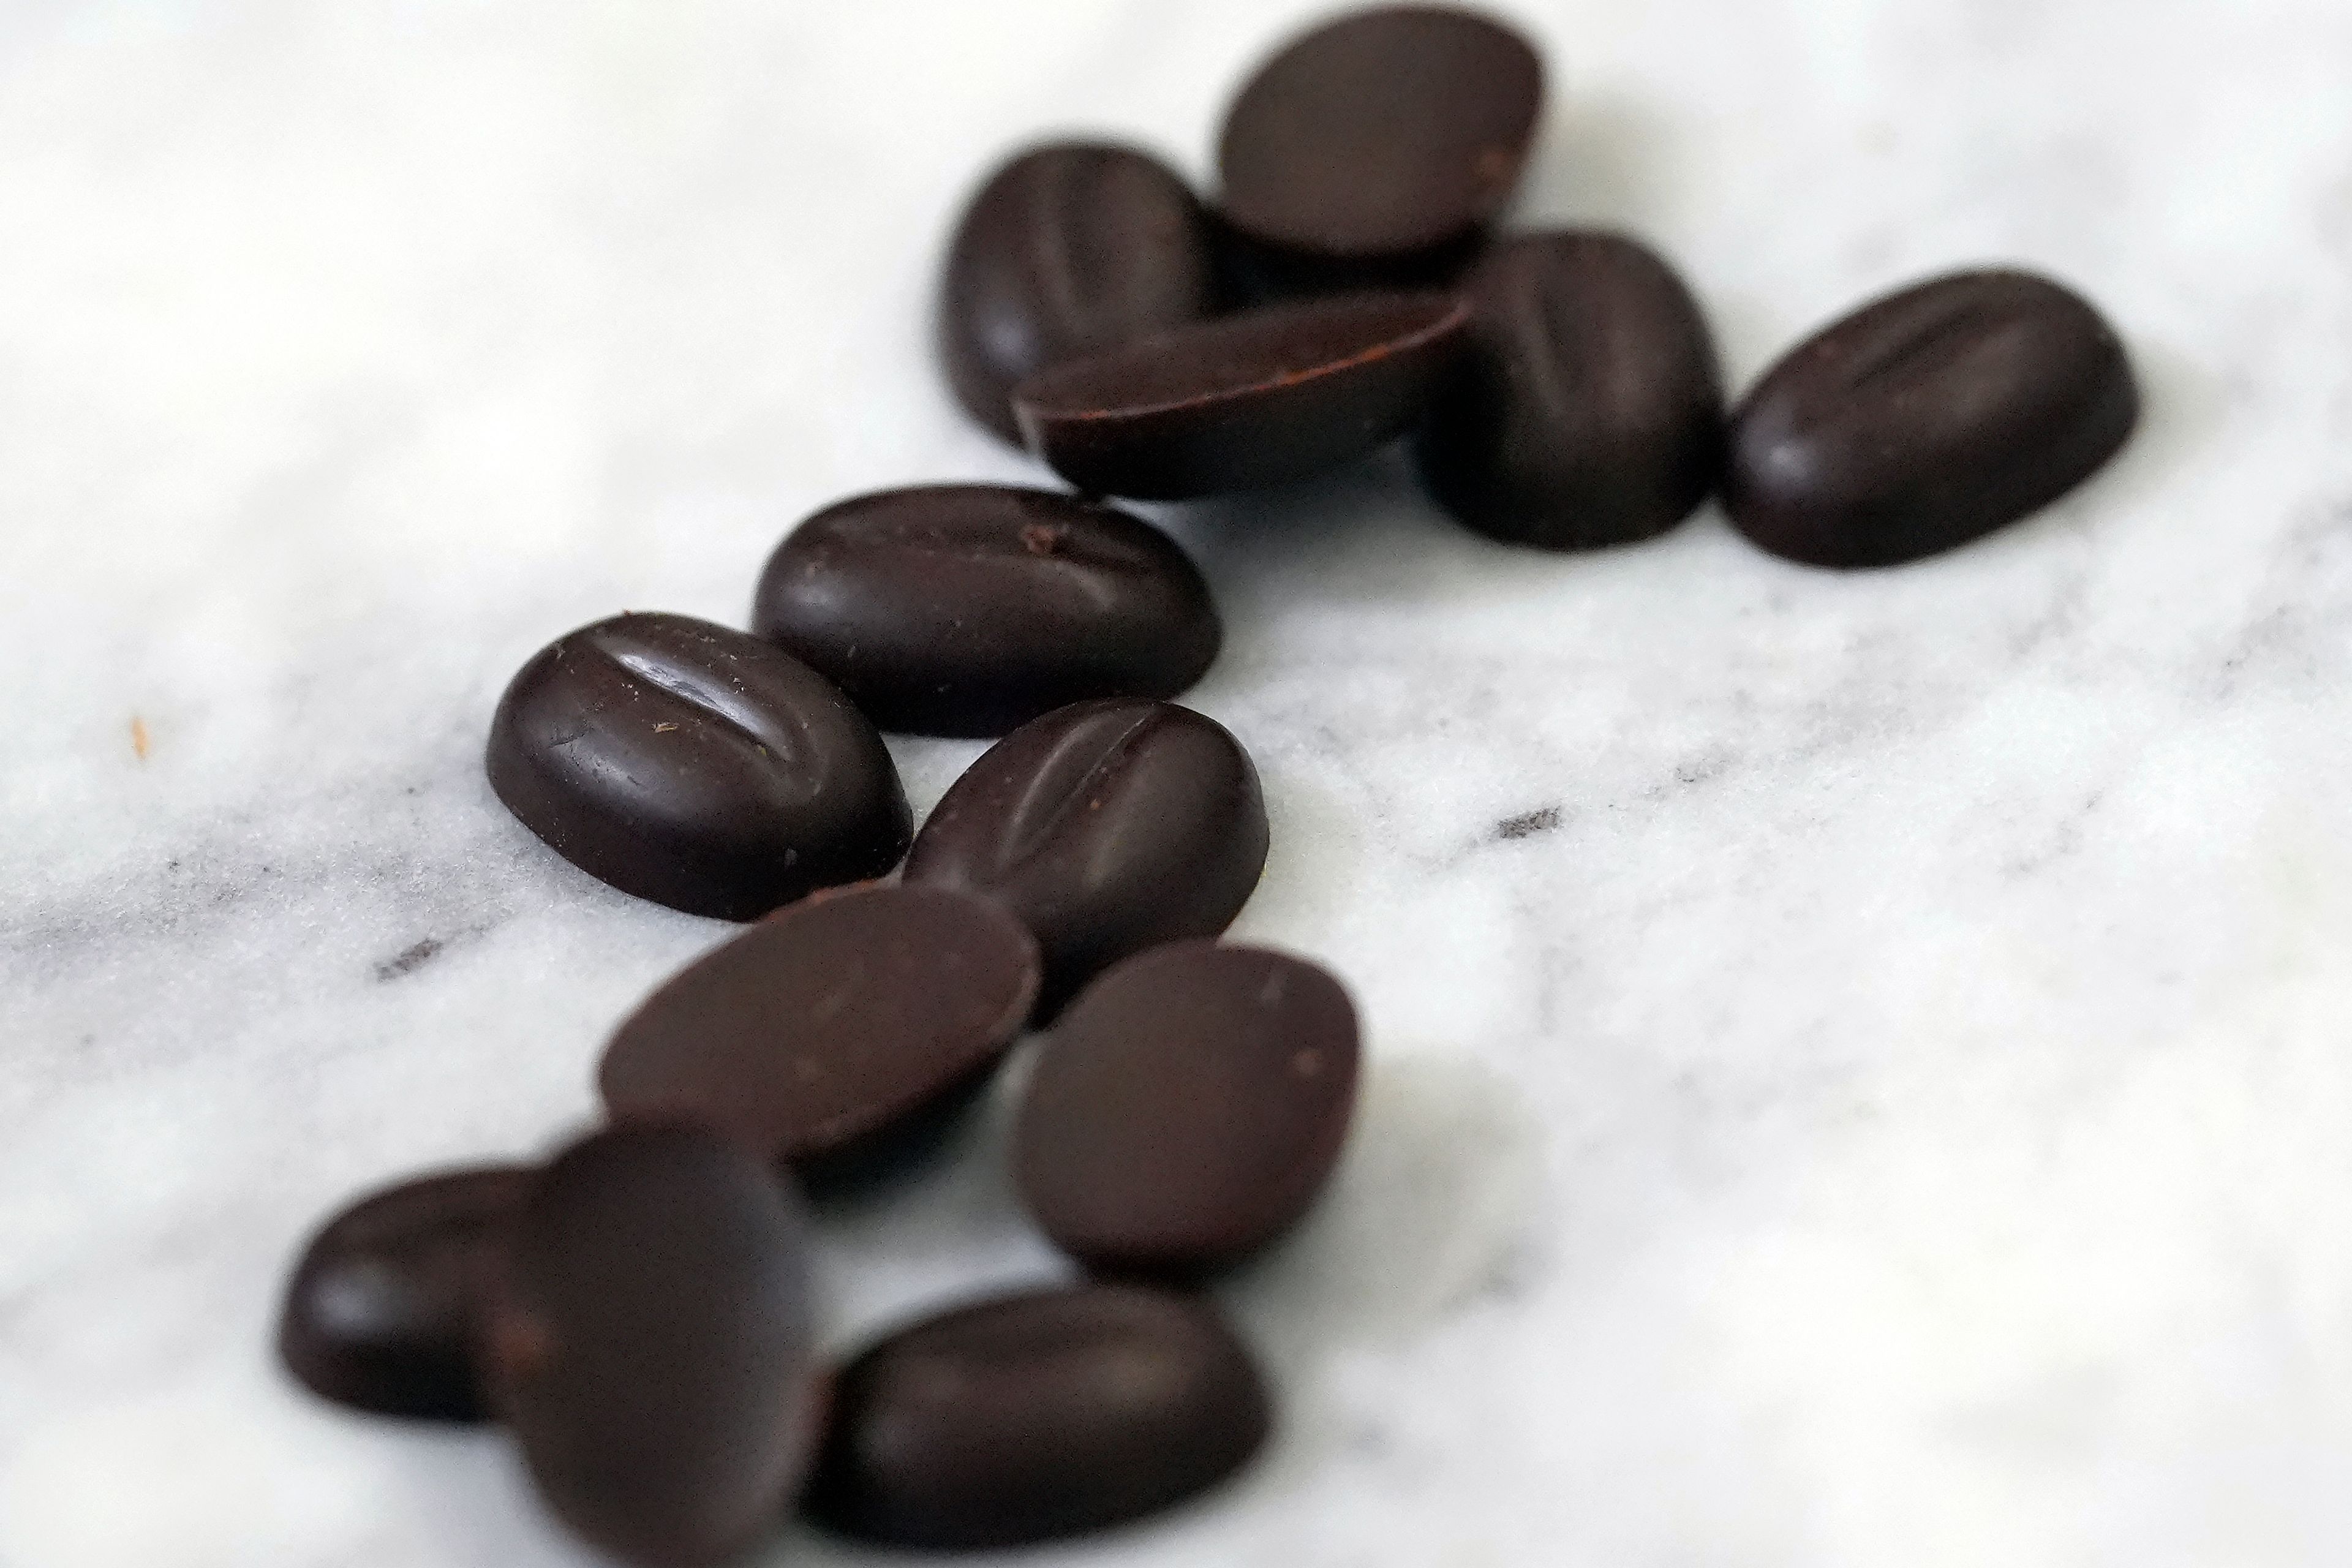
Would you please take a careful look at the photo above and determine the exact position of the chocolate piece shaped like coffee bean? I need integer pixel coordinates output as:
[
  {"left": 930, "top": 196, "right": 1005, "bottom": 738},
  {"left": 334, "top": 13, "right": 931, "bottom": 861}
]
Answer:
[
  {"left": 902, "top": 699, "right": 1267, "bottom": 1017},
  {"left": 1418, "top": 230, "right": 1725, "bottom": 548},
  {"left": 1012, "top": 292, "right": 1470, "bottom": 499},
  {"left": 481, "top": 1124, "right": 820, "bottom": 1568},
  {"left": 1217, "top": 6, "right": 1543, "bottom": 283},
  {"left": 940, "top": 141, "right": 1218, "bottom": 444},
  {"left": 486, "top": 612, "right": 911, "bottom": 921},
  {"left": 807, "top": 1284, "right": 1271, "bottom": 1548},
  {"left": 752, "top": 486, "right": 1219, "bottom": 739},
  {"left": 1724, "top": 268, "right": 2139, "bottom": 567},
  {"left": 599, "top": 885, "right": 1039, "bottom": 1180},
  {"left": 1016, "top": 942, "right": 1359, "bottom": 1275},
  {"left": 278, "top": 1165, "right": 533, "bottom": 1422}
]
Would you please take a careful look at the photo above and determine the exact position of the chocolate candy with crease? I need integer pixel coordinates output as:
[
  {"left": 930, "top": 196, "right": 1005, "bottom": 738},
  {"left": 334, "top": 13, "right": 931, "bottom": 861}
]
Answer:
[
  {"left": 598, "top": 885, "right": 1039, "bottom": 1183},
  {"left": 901, "top": 699, "right": 1267, "bottom": 1017},
  {"left": 1012, "top": 291, "right": 1470, "bottom": 499},
  {"left": 806, "top": 1284, "right": 1270, "bottom": 1548},
  {"left": 940, "top": 141, "right": 1218, "bottom": 444},
  {"left": 1216, "top": 6, "right": 1543, "bottom": 286},
  {"left": 1724, "top": 268, "right": 2139, "bottom": 567},
  {"left": 277, "top": 1164, "right": 533, "bottom": 1422},
  {"left": 751, "top": 486, "right": 1219, "bottom": 739},
  {"left": 1016, "top": 943, "right": 1359, "bottom": 1275},
  {"left": 481, "top": 1124, "right": 820, "bottom": 1568},
  {"left": 486, "top": 612, "right": 911, "bottom": 921},
  {"left": 1418, "top": 230, "right": 1725, "bottom": 548}
]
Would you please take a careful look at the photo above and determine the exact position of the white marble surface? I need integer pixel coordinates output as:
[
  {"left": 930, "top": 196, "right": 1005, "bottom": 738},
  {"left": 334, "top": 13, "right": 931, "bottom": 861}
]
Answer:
[{"left": 5, "top": 0, "right": 2352, "bottom": 1563}]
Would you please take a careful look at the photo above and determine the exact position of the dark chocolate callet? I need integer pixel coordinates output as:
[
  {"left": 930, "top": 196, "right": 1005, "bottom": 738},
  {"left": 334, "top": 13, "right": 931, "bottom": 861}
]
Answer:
[
  {"left": 1216, "top": 6, "right": 1543, "bottom": 285},
  {"left": 598, "top": 884, "right": 1040, "bottom": 1180},
  {"left": 751, "top": 486, "right": 1220, "bottom": 739},
  {"left": 277, "top": 1164, "right": 534, "bottom": 1423},
  {"left": 1015, "top": 942, "right": 1359, "bottom": 1276},
  {"left": 1418, "top": 230, "right": 1725, "bottom": 549},
  {"left": 940, "top": 141, "right": 1218, "bottom": 444},
  {"left": 481, "top": 1123, "right": 820, "bottom": 1568},
  {"left": 1011, "top": 292, "right": 1471, "bottom": 499},
  {"left": 486, "top": 612, "right": 911, "bottom": 921},
  {"left": 806, "top": 1283, "right": 1272, "bottom": 1548},
  {"left": 1724, "top": 268, "right": 2139, "bottom": 567},
  {"left": 901, "top": 699, "right": 1268, "bottom": 1018}
]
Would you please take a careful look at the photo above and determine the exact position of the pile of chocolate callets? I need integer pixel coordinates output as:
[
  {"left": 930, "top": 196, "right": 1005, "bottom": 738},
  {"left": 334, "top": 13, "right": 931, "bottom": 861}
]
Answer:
[{"left": 277, "top": 7, "right": 2139, "bottom": 1563}]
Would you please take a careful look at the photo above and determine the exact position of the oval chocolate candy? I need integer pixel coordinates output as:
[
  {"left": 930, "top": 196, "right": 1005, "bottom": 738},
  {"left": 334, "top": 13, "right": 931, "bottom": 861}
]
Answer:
[
  {"left": 1015, "top": 943, "right": 1359, "bottom": 1275},
  {"left": 481, "top": 1124, "right": 819, "bottom": 1568},
  {"left": 750, "top": 486, "right": 1221, "bottom": 739},
  {"left": 487, "top": 612, "right": 911, "bottom": 921},
  {"left": 1724, "top": 268, "right": 2139, "bottom": 567},
  {"left": 598, "top": 885, "right": 1039, "bottom": 1183},
  {"left": 806, "top": 1284, "right": 1270, "bottom": 1549},
  {"left": 277, "top": 1164, "right": 533, "bottom": 1422},
  {"left": 1011, "top": 291, "right": 1470, "bottom": 499},
  {"left": 1418, "top": 230, "right": 1725, "bottom": 548},
  {"left": 1216, "top": 6, "right": 1543, "bottom": 284},
  {"left": 940, "top": 141, "right": 1218, "bottom": 444},
  {"left": 901, "top": 699, "right": 1267, "bottom": 1017}
]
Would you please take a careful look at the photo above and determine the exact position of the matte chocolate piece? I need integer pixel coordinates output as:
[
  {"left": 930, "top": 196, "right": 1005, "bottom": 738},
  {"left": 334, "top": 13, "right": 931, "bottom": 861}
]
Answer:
[
  {"left": 277, "top": 1165, "right": 533, "bottom": 1422},
  {"left": 598, "top": 885, "right": 1040, "bottom": 1177},
  {"left": 1724, "top": 268, "right": 2139, "bottom": 567},
  {"left": 751, "top": 486, "right": 1221, "bottom": 738},
  {"left": 487, "top": 612, "right": 911, "bottom": 921},
  {"left": 901, "top": 699, "right": 1267, "bottom": 1017},
  {"left": 1216, "top": 6, "right": 1543, "bottom": 282},
  {"left": 940, "top": 141, "right": 1219, "bottom": 444},
  {"left": 1016, "top": 943, "right": 1358, "bottom": 1275},
  {"left": 1012, "top": 291, "right": 1471, "bottom": 499},
  {"left": 1418, "top": 231, "right": 1725, "bottom": 548},
  {"left": 481, "top": 1124, "right": 819, "bottom": 1568},
  {"left": 806, "top": 1284, "right": 1271, "bottom": 1548}
]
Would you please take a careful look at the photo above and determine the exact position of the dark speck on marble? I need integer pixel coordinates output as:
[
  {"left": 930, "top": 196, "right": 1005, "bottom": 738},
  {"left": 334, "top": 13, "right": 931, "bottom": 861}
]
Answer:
[
  {"left": 374, "top": 938, "right": 445, "bottom": 982},
  {"left": 1494, "top": 807, "right": 1562, "bottom": 842}
]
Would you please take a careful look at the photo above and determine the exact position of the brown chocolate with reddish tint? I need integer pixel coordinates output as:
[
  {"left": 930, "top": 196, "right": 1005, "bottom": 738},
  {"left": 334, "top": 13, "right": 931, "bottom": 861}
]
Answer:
[
  {"left": 750, "top": 486, "right": 1220, "bottom": 739},
  {"left": 481, "top": 1124, "right": 819, "bottom": 1568},
  {"left": 901, "top": 699, "right": 1267, "bottom": 1017},
  {"left": 940, "top": 142, "right": 1219, "bottom": 445},
  {"left": 277, "top": 1165, "right": 533, "bottom": 1423},
  {"left": 1216, "top": 6, "right": 1543, "bottom": 285},
  {"left": 486, "top": 612, "right": 911, "bottom": 921},
  {"left": 1012, "top": 292, "right": 1470, "bottom": 499},
  {"left": 598, "top": 886, "right": 1039, "bottom": 1182},
  {"left": 1015, "top": 943, "right": 1359, "bottom": 1275},
  {"left": 805, "top": 1284, "right": 1270, "bottom": 1549},
  {"left": 1418, "top": 231, "right": 1725, "bottom": 549},
  {"left": 1724, "top": 268, "right": 2139, "bottom": 568}
]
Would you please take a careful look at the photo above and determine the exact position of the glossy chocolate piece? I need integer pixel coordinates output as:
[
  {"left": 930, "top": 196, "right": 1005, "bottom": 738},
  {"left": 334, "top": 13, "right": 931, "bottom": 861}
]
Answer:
[
  {"left": 1012, "top": 291, "right": 1471, "bottom": 499},
  {"left": 751, "top": 486, "right": 1221, "bottom": 738},
  {"left": 486, "top": 612, "right": 911, "bottom": 921},
  {"left": 1016, "top": 943, "right": 1358, "bottom": 1275},
  {"left": 482, "top": 1124, "right": 819, "bottom": 1568},
  {"left": 901, "top": 699, "right": 1267, "bottom": 1017},
  {"left": 1724, "top": 268, "right": 2139, "bottom": 567},
  {"left": 277, "top": 1165, "right": 533, "bottom": 1422},
  {"left": 598, "top": 885, "right": 1040, "bottom": 1178},
  {"left": 806, "top": 1284, "right": 1270, "bottom": 1548},
  {"left": 1418, "top": 231, "right": 1725, "bottom": 548},
  {"left": 1216, "top": 6, "right": 1542, "bottom": 284},
  {"left": 940, "top": 141, "right": 1219, "bottom": 444}
]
